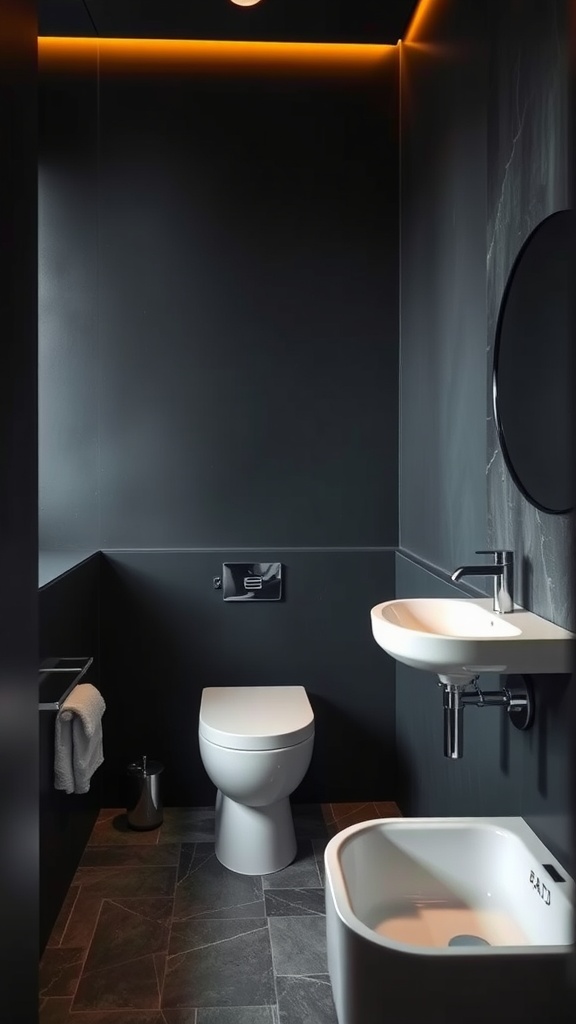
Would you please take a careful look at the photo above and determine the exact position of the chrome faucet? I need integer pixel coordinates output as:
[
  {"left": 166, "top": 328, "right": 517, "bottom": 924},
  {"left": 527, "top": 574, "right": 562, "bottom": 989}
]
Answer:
[{"left": 450, "top": 550, "right": 514, "bottom": 614}]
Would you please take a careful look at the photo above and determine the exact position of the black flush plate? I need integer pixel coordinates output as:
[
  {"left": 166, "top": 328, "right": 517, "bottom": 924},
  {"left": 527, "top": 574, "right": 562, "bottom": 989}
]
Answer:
[
  {"left": 222, "top": 562, "right": 283, "bottom": 601},
  {"left": 542, "top": 863, "right": 565, "bottom": 883}
]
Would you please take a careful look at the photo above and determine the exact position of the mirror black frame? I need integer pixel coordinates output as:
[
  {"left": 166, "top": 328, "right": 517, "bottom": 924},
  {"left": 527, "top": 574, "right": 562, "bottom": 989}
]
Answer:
[{"left": 492, "top": 209, "right": 575, "bottom": 515}]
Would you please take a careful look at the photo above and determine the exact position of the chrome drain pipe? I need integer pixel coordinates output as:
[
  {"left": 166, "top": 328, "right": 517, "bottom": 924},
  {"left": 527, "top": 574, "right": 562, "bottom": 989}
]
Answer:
[
  {"left": 439, "top": 676, "right": 534, "bottom": 759},
  {"left": 442, "top": 683, "right": 467, "bottom": 759}
]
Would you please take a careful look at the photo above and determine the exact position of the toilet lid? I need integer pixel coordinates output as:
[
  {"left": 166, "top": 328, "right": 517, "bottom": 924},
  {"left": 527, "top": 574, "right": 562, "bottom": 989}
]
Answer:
[{"left": 199, "top": 686, "right": 315, "bottom": 751}]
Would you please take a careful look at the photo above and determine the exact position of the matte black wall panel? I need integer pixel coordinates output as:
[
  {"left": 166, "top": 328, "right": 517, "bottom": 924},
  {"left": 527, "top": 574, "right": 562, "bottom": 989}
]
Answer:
[
  {"left": 0, "top": 1, "right": 38, "bottom": 1015},
  {"left": 39, "top": 49, "right": 100, "bottom": 553},
  {"left": 399, "top": 2, "right": 488, "bottom": 569},
  {"left": 38, "top": 555, "right": 101, "bottom": 955},
  {"left": 97, "top": 68, "right": 399, "bottom": 549},
  {"left": 99, "top": 549, "right": 396, "bottom": 807}
]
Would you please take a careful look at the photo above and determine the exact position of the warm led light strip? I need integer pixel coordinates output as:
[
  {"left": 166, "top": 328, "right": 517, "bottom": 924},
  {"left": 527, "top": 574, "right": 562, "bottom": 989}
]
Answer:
[
  {"left": 403, "top": 0, "right": 444, "bottom": 43},
  {"left": 37, "top": 0, "right": 439, "bottom": 70},
  {"left": 38, "top": 37, "right": 396, "bottom": 74}
]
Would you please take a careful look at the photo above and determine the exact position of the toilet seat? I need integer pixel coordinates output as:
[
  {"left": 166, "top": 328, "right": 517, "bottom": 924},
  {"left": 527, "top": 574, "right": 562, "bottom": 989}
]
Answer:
[{"left": 199, "top": 685, "right": 314, "bottom": 751}]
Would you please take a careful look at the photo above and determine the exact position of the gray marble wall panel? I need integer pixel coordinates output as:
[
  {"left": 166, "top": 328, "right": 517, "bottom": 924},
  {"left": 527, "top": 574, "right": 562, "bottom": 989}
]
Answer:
[
  {"left": 397, "top": 0, "right": 574, "bottom": 874},
  {"left": 399, "top": 3, "right": 488, "bottom": 572},
  {"left": 486, "top": 0, "right": 574, "bottom": 631}
]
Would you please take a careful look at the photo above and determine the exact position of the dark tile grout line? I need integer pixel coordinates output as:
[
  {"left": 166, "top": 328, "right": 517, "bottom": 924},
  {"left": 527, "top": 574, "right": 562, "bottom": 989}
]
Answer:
[
  {"left": 48, "top": 884, "right": 80, "bottom": 950},
  {"left": 269, "top": 913, "right": 281, "bottom": 1020},
  {"left": 72, "top": 894, "right": 104, "bottom": 1005},
  {"left": 159, "top": 839, "right": 186, "bottom": 1010}
]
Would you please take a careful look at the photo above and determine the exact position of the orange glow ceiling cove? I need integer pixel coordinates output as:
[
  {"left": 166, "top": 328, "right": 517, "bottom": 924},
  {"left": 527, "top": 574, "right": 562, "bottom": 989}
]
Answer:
[
  {"left": 38, "top": 0, "right": 437, "bottom": 69},
  {"left": 404, "top": 0, "right": 446, "bottom": 43},
  {"left": 38, "top": 37, "right": 396, "bottom": 75}
]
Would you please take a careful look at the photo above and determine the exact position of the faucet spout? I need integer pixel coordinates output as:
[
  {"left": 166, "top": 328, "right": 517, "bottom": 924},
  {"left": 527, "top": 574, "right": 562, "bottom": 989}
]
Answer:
[
  {"left": 450, "top": 550, "right": 514, "bottom": 614},
  {"left": 450, "top": 565, "right": 502, "bottom": 582}
]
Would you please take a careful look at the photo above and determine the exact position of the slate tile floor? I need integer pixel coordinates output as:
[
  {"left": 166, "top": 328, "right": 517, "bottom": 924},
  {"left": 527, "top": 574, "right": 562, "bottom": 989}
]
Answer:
[{"left": 40, "top": 802, "right": 401, "bottom": 1023}]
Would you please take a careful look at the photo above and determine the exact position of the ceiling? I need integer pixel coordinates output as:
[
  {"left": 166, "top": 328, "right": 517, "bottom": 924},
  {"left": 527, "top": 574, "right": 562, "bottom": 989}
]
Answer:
[{"left": 39, "top": 0, "right": 420, "bottom": 44}]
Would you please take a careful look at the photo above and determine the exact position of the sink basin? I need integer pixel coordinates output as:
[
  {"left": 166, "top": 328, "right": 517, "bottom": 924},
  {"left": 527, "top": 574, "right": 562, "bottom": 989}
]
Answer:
[
  {"left": 371, "top": 598, "right": 574, "bottom": 677},
  {"left": 325, "top": 815, "right": 573, "bottom": 1024}
]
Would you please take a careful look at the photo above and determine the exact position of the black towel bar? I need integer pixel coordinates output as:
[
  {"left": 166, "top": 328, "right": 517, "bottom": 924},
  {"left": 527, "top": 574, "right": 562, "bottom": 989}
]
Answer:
[{"left": 38, "top": 656, "right": 94, "bottom": 711}]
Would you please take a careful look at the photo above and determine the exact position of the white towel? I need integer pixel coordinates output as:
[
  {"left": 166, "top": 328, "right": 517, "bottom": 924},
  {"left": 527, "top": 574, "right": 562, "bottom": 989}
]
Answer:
[{"left": 54, "top": 683, "right": 106, "bottom": 795}]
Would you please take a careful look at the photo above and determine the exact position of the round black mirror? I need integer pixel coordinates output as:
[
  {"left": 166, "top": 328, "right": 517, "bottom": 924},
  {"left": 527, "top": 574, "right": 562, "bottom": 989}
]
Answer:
[{"left": 493, "top": 209, "right": 575, "bottom": 514}]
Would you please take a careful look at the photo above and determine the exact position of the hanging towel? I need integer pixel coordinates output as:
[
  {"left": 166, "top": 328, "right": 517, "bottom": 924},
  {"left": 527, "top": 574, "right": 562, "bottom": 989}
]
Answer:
[{"left": 54, "top": 683, "right": 106, "bottom": 795}]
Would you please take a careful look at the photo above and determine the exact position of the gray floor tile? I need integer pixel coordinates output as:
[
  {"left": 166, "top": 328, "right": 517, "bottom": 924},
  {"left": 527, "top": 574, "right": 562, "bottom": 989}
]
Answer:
[
  {"left": 39, "top": 947, "right": 84, "bottom": 998},
  {"left": 88, "top": 809, "right": 160, "bottom": 846},
  {"left": 174, "top": 844, "right": 264, "bottom": 921},
  {"left": 262, "top": 841, "right": 321, "bottom": 889},
  {"left": 312, "top": 839, "right": 328, "bottom": 886},
  {"left": 58, "top": 892, "right": 104, "bottom": 952},
  {"left": 291, "top": 805, "right": 329, "bottom": 840},
  {"left": 39, "top": 999, "right": 73, "bottom": 1022},
  {"left": 80, "top": 844, "right": 181, "bottom": 867},
  {"left": 82, "top": 898, "right": 172, "bottom": 975},
  {"left": 41, "top": 1004, "right": 179, "bottom": 1021},
  {"left": 73, "top": 954, "right": 165, "bottom": 1011},
  {"left": 276, "top": 975, "right": 338, "bottom": 1024},
  {"left": 197, "top": 1008, "right": 275, "bottom": 1023},
  {"left": 269, "top": 916, "right": 328, "bottom": 976},
  {"left": 160, "top": 807, "right": 215, "bottom": 843},
  {"left": 73, "top": 909, "right": 167, "bottom": 1012},
  {"left": 73, "top": 865, "right": 176, "bottom": 898},
  {"left": 264, "top": 888, "right": 325, "bottom": 916},
  {"left": 163, "top": 918, "right": 275, "bottom": 1008}
]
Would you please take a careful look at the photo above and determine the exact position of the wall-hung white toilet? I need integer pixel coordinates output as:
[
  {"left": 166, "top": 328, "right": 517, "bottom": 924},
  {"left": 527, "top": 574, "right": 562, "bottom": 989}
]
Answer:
[{"left": 198, "top": 685, "right": 315, "bottom": 875}]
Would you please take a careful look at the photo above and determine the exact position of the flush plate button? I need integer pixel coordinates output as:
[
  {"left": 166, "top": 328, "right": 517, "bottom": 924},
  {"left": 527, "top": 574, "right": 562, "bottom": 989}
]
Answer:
[{"left": 222, "top": 562, "right": 283, "bottom": 601}]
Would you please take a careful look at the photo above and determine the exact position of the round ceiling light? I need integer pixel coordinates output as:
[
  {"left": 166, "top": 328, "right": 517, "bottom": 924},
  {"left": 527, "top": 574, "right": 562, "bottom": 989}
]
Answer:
[{"left": 229, "top": 0, "right": 263, "bottom": 7}]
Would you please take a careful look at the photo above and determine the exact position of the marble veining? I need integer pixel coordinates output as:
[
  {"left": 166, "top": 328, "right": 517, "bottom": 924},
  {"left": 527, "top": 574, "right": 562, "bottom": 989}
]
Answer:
[{"left": 486, "top": 0, "right": 573, "bottom": 631}]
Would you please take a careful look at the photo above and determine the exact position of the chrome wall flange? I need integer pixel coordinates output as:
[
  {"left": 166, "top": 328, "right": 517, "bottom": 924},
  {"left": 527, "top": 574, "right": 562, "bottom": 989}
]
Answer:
[{"left": 504, "top": 674, "right": 534, "bottom": 730}]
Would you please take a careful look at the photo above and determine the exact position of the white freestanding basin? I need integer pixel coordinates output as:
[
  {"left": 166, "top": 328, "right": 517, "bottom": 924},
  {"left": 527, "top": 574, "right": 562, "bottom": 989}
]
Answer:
[{"left": 325, "top": 817, "right": 574, "bottom": 1024}]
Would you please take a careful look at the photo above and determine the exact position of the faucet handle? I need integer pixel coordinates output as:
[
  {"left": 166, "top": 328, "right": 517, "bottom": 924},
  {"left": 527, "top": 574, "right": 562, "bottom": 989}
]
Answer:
[{"left": 475, "top": 550, "right": 513, "bottom": 564}]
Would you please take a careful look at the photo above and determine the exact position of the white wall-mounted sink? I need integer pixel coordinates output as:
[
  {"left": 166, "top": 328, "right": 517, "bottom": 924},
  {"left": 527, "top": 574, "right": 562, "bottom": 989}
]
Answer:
[{"left": 371, "top": 598, "right": 574, "bottom": 677}]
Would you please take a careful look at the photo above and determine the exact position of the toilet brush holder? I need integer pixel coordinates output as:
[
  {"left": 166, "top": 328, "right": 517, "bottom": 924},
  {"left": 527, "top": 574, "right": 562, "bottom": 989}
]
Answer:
[{"left": 126, "top": 754, "right": 164, "bottom": 830}]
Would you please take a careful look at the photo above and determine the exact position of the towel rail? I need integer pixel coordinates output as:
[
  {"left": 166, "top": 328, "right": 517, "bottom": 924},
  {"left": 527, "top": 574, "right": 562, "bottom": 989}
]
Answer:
[{"left": 39, "top": 657, "right": 94, "bottom": 711}]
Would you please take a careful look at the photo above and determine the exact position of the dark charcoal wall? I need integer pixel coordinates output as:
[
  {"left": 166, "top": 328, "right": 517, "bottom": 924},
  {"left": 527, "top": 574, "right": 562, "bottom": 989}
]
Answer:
[
  {"left": 0, "top": 0, "right": 38, "bottom": 1014},
  {"left": 100, "top": 549, "right": 395, "bottom": 806},
  {"left": 97, "top": 66, "right": 399, "bottom": 549},
  {"left": 38, "top": 44, "right": 99, "bottom": 553},
  {"left": 399, "top": 2, "right": 488, "bottom": 568},
  {"left": 398, "top": 0, "right": 574, "bottom": 873},
  {"left": 39, "top": 52, "right": 400, "bottom": 806},
  {"left": 39, "top": 555, "right": 101, "bottom": 954}
]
